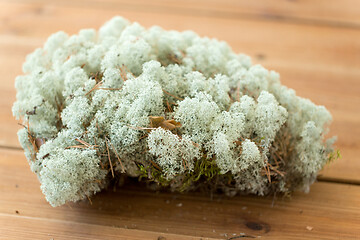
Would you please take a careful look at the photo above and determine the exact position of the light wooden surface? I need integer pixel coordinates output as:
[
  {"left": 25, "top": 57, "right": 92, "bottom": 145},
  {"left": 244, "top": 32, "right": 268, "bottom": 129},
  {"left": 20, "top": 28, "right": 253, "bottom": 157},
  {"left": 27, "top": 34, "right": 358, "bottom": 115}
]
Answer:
[
  {"left": 1, "top": 149, "right": 360, "bottom": 239},
  {"left": 0, "top": 0, "right": 359, "bottom": 239}
]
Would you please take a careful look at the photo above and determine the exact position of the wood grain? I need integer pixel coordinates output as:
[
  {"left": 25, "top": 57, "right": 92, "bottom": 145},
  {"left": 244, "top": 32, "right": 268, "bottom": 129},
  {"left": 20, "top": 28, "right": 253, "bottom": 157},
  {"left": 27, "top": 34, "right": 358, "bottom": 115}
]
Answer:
[
  {"left": 0, "top": 1, "right": 359, "bottom": 182},
  {"left": 1, "top": 1, "right": 360, "bottom": 239},
  {"left": 5, "top": 0, "right": 360, "bottom": 27},
  {"left": 0, "top": 215, "right": 212, "bottom": 240},
  {"left": 0, "top": 148, "right": 359, "bottom": 239}
]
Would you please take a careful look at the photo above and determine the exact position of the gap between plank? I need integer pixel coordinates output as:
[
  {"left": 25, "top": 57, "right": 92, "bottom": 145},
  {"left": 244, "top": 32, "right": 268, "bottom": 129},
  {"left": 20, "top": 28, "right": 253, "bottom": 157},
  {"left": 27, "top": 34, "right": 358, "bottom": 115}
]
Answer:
[
  {"left": 317, "top": 177, "right": 360, "bottom": 186},
  {"left": 0, "top": 145, "right": 22, "bottom": 151}
]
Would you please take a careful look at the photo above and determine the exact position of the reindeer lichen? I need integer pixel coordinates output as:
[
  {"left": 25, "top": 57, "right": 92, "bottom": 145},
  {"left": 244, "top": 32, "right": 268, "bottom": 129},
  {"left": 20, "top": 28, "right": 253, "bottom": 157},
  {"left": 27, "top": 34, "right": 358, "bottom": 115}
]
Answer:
[{"left": 13, "top": 16, "right": 339, "bottom": 207}]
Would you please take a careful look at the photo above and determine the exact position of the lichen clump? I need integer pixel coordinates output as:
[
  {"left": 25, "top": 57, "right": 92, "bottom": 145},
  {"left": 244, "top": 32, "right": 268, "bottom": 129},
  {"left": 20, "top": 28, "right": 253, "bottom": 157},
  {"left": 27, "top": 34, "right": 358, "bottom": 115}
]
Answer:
[{"left": 13, "top": 17, "right": 337, "bottom": 207}]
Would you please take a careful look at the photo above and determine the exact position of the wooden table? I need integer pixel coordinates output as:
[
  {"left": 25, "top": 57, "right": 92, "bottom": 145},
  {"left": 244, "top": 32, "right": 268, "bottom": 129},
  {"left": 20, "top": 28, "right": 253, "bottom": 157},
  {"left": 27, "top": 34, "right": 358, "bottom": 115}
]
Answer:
[{"left": 1, "top": 0, "right": 359, "bottom": 239}]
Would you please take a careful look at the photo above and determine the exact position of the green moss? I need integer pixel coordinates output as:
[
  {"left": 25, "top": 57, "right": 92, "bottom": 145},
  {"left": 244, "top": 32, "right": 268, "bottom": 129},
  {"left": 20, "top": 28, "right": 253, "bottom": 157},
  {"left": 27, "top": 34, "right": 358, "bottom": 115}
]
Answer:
[{"left": 327, "top": 149, "right": 341, "bottom": 164}]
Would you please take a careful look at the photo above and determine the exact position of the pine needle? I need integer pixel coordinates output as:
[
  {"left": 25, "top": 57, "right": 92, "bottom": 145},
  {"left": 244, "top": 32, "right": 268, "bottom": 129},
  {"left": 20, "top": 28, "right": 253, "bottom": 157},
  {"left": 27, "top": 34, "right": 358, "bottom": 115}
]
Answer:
[
  {"left": 23, "top": 121, "right": 39, "bottom": 154},
  {"left": 162, "top": 89, "right": 183, "bottom": 100},
  {"left": 138, "top": 134, "right": 148, "bottom": 141},
  {"left": 264, "top": 161, "right": 271, "bottom": 183},
  {"left": 105, "top": 138, "right": 114, "bottom": 178},
  {"left": 74, "top": 138, "right": 98, "bottom": 149},
  {"left": 236, "top": 82, "right": 241, "bottom": 102},
  {"left": 85, "top": 80, "right": 103, "bottom": 96},
  {"left": 122, "top": 64, "right": 135, "bottom": 78},
  {"left": 149, "top": 159, "right": 162, "bottom": 171},
  {"left": 86, "top": 194, "right": 93, "bottom": 205},
  {"left": 127, "top": 125, "right": 156, "bottom": 130},
  {"left": 119, "top": 65, "right": 128, "bottom": 81},
  {"left": 67, "top": 145, "right": 88, "bottom": 149},
  {"left": 97, "top": 87, "right": 122, "bottom": 91},
  {"left": 268, "top": 164, "right": 285, "bottom": 177},
  {"left": 106, "top": 137, "right": 125, "bottom": 173},
  {"left": 75, "top": 138, "right": 91, "bottom": 147},
  {"left": 166, "top": 100, "right": 173, "bottom": 112}
]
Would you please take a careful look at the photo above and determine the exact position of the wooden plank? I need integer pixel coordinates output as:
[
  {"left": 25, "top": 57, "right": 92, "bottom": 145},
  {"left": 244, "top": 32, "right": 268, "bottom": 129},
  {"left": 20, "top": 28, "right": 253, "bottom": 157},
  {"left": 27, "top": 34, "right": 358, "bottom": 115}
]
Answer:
[
  {"left": 0, "top": 2, "right": 359, "bottom": 181},
  {"left": 0, "top": 2, "right": 358, "bottom": 88},
  {"left": 0, "top": 2, "right": 359, "bottom": 75},
  {"left": 5, "top": 0, "right": 360, "bottom": 27},
  {"left": 0, "top": 148, "right": 359, "bottom": 239},
  {"left": 0, "top": 215, "right": 209, "bottom": 240}
]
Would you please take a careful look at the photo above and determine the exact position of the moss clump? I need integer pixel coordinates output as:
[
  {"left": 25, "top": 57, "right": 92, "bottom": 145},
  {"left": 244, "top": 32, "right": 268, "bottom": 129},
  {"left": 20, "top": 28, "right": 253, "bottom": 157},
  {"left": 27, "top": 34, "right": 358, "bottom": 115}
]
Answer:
[{"left": 13, "top": 16, "right": 338, "bottom": 207}]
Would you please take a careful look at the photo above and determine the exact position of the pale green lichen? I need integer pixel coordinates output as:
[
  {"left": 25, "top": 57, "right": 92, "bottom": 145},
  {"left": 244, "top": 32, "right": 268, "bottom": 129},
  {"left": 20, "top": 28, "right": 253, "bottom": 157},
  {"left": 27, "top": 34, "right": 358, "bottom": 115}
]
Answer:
[{"left": 13, "top": 16, "right": 338, "bottom": 207}]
